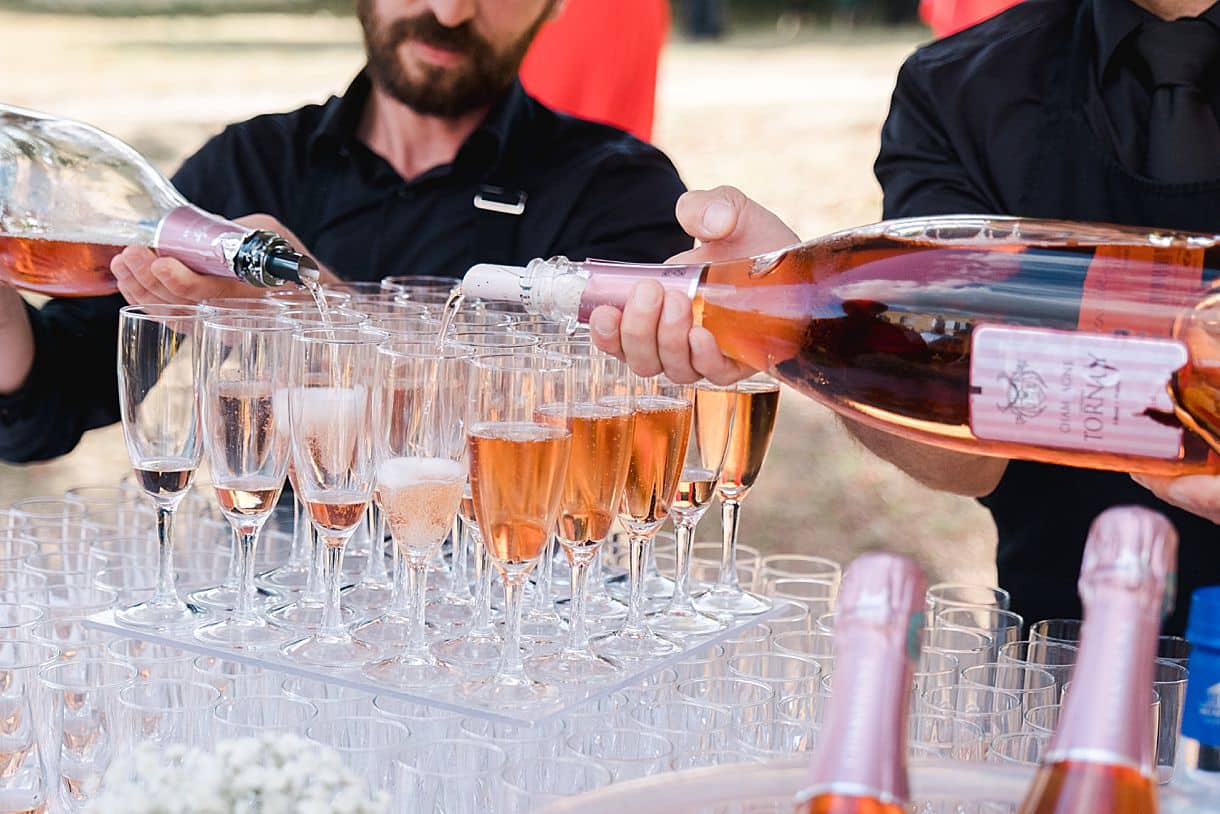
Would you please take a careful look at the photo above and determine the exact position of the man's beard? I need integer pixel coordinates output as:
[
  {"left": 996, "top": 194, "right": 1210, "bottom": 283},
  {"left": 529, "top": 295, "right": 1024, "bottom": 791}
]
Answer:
[{"left": 358, "top": 1, "right": 553, "bottom": 117}]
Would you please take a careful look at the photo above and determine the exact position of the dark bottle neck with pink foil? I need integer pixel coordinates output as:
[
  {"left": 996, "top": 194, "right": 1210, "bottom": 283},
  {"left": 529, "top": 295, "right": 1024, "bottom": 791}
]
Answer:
[{"left": 155, "top": 205, "right": 317, "bottom": 287}]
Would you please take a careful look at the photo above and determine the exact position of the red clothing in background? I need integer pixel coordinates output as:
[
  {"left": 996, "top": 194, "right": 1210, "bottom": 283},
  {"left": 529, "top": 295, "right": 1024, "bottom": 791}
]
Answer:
[
  {"left": 520, "top": 0, "right": 670, "bottom": 142},
  {"left": 919, "top": 0, "right": 1023, "bottom": 37}
]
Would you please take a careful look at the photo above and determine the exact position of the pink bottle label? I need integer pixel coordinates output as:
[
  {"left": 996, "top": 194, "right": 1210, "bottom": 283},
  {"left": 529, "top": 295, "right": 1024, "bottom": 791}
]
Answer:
[
  {"left": 154, "top": 205, "right": 250, "bottom": 279},
  {"left": 576, "top": 260, "right": 704, "bottom": 322},
  {"left": 969, "top": 325, "right": 1189, "bottom": 460}
]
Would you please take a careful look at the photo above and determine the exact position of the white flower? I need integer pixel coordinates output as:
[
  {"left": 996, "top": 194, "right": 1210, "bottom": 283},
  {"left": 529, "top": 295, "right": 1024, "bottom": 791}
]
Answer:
[{"left": 84, "top": 735, "right": 388, "bottom": 814}]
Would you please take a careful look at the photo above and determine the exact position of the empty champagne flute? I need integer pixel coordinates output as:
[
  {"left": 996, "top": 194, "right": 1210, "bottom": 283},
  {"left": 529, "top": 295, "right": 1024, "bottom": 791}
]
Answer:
[
  {"left": 526, "top": 341, "right": 634, "bottom": 684},
  {"left": 281, "top": 328, "right": 382, "bottom": 667},
  {"left": 462, "top": 353, "right": 571, "bottom": 706},
  {"left": 362, "top": 341, "right": 469, "bottom": 688},
  {"left": 194, "top": 314, "right": 293, "bottom": 650},
  {"left": 653, "top": 381, "right": 736, "bottom": 638},
  {"left": 115, "top": 304, "right": 206, "bottom": 630},
  {"left": 593, "top": 375, "right": 693, "bottom": 662},
  {"left": 694, "top": 373, "right": 781, "bottom": 617}
]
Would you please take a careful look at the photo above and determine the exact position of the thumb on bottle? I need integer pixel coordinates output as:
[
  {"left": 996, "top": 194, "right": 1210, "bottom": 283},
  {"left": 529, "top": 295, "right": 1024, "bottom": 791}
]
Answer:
[{"left": 676, "top": 186, "right": 746, "bottom": 242}]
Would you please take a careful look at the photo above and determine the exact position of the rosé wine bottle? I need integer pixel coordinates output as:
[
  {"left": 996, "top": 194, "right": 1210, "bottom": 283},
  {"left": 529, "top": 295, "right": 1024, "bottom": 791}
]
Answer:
[
  {"left": 1017, "top": 505, "right": 1178, "bottom": 814},
  {"left": 793, "top": 551, "right": 927, "bottom": 814},
  {"left": 0, "top": 104, "right": 318, "bottom": 296},
  {"left": 463, "top": 216, "right": 1220, "bottom": 477}
]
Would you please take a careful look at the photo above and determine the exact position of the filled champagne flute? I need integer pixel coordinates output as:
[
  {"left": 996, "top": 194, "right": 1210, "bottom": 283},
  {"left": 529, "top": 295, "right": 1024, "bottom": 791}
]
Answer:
[
  {"left": 695, "top": 372, "right": 781, "bottom": 617},
  {"left": 115, "top": 304, "right": 206, "bottom": 631},
  {"left": 463, "top": 352, "right": 572, "bottom": 706},
  {"left": 652, "top": 381, "right": 737, "bottom": 637},
  {"left": 362, "top": 341, "right": 469, "bottom": 688},
  {"left": 281, "top": 327, "right": 382, "bottom": 668},
  {"left": 526, "top": 340, "right": 634, "bottom": 684},
  {"left": 593, "top": 375, "right": 694, "bottom": 662},
  {"left": 193, "top": 315, "right": 293, "bottom": 650}
]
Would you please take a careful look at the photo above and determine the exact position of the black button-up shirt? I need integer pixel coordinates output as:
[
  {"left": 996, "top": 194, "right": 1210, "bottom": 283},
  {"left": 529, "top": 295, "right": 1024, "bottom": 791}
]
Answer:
[
  {"left": 876, "top": 0, "right": 1220, "bottom": 635},
  {"left": 0, "top": 73, "right": 690, "bottom": 463}
]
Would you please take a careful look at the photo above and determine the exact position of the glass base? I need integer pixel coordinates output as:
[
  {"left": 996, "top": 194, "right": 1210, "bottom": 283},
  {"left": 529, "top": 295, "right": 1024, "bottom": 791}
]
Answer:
[
  {"left": 591, "top": 626, "right": 679, "bottom": 662},
  {"left": 461, "top": 672, "right": 559, "bottom": 709},
  {"left": 281, "top": 632, "right": 377, "bottom": 668},
  {"left": 189, "top": 583, "right": 280, "bottom": 613},
  {"left": 194, "top": 615, "right": 287, "bottom": 651},
  {"left": 265, "top": 599, "right": 358, "bottom": 633},
  {"left": 363, "top": 653, "right": 460, "bottom": 688},
  {"left": 342, "top": 580, "right": 394, "bottom": 613},
  {"left": 351, "top": 613, "right": 427, "bottom": 649},
  {"left": 256, "top": 563, "right": 310, "bottom": 592},
  {"left": 115, "top": 598, "right": 201, "bottom": 631},
  {"left": 694, "top": 586, "right": 773, "bottom": 617},
  {"left": 581, "top": 591, "right": 628, "bottom": 621},
  {"left": 650, "top": 603, "right": 725, "bottom": 638},
  {"left": 644, "top": 572, "right": 676, "bottom": 599},
  {"left": 526, "top": 648, "right": 620, "bottom": 686},
  {"left": 426, "top": 597, "right": 474, "bottom": 635},
  {"left": 431, "top": 631, "right": 533, "bottom": 680}
]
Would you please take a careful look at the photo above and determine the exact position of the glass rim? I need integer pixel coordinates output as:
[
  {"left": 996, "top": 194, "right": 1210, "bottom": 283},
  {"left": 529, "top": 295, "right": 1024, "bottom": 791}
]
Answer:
[
  {"left": 118, "top": 679, "right": 221, "bottom": 709},
  {"left": 0, "top": 640, "right": 59, "bottom": 670},
  {"left": 393, "top": 737, "right": 507, "bottom": 773},
  {"left": 467, "top": 352, "right": 571, "bottom": 372},
  {"left": 304, "top": 715, "right": 409, "bottom": 748},
  {"left": 377, "top": 339, "right": 472, "bottom": 359},
  {"left": 203, "top": 313, "right": 297, "bottom": 332},
  {"left": 292, "top": 326, "right": 388, "bottom": 345},
  {"left": 380, "top": 274, "right": 459, "bottom": 290},
  {"left": 118, "top": 303, "right": 211, "bottom": 320},
  {"left": 38, "top": 657, "right": 136, "bottom": 689}
]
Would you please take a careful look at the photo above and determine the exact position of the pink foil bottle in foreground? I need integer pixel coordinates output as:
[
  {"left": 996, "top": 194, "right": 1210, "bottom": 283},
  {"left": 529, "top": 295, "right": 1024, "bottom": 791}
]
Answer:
[{"left": 793, "top": 550, "right": 927, "bottom": 814}]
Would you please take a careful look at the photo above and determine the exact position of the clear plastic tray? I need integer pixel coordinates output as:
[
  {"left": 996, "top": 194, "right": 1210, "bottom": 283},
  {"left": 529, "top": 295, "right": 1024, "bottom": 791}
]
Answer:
[
  {"left": 84, "top": 600, "right": 789, "bottom": 726},
  {"left": 536, "top": 758, "right": 1220, "bottom": 814}
]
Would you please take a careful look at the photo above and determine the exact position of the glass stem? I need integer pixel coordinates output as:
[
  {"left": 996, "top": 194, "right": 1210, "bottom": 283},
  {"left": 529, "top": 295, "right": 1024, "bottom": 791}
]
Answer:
[
  {"left": 669, "top": 517, "right": 697, "bottom": 609},
  {"left": 233, "top": 527, "right": 260, "bottom": 621},
  {"left": 532, "top": 535, "right": 555, "bottom": 612},
  {"left": 496, "top": 572, "right": 528, "bottom": 681},
  {"left": 288, "top": 490, "right": 308, "bottom": 568},
  {"left": 388, "top": 538, "right": 409, "bottom": 614},
  {"left": 565, "top": 547, "right": 595, "bottom": 652},
  {"left": 472, "top": 533, "right": 493, "bottom": 634},
  {"left": 406, "top": 561, "right": 429, "bottom": 656},
  {"left": 624, "top": 533, "right": 650, "bottom": 631},
  {"left": 152, "top": 505, "right": 179, "bottom": 607},
  {"left": 319, "top": 540, "right": 346, "bottom": 638},
  {"left": 717, "top": 498, "right": 743, "bottom": 592},
  {"left": 362, "top": 505, "right": 389, "bottom": 584},
  {"left": 451, "top": 516, "right": 471, "bottom": 600},
  {"left": 303, "top": 526, "right": 324, "bottom": 603},
  {"left": 223, "top": 528, "right": 240, "bottom": 589}
]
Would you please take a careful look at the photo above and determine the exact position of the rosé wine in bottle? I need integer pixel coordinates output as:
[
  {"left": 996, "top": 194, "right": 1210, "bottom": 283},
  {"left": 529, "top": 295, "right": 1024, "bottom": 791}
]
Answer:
[
  {"left": 463, "top": 216, "right": 1220, "bottom": 476},
  {"left": 0, "top": 104, "right": 318, "bottom": 294},
  {"left": 1016, "top": 505, "right": 1177, "bottom": 814},
  {"left": 794, "top": 551, "right": 927, "bottom": 814}
]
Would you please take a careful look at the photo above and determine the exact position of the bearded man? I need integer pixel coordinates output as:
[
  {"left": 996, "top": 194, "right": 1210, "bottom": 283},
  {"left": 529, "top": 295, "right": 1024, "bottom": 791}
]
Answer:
[{"left": 0, "top": 0, "right": 689, "bottom": 462}]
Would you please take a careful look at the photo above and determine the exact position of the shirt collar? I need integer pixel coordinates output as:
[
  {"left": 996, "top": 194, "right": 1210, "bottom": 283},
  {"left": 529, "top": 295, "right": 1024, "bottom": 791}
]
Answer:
[
  {"left": 1093, "top": 0, "right": 1220, "bottom": 79},
  {"left": 305, "top": 70, "right": 531, "bottom": 175}
]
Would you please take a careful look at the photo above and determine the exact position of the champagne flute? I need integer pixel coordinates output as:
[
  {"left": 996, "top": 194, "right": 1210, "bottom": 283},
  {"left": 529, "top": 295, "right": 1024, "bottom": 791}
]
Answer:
[
  {"left": 194, "top": 315, "right": 292, "bottom": 650},
  {"left": 652, "top": 382, "right": 737, "bottom": 637},
  {"left": 695, "top": 372, "right": 781, "bottom": 616},
  {"left": 462, "top": 352, "right": 572, "bottom": 706},
  {"left": 281, "top": 327, "right": 382, "bottom": 667},
  {"left": 115, "top": 304, "right": 206, "bottom": 631},
  {"left": 592, "top": 375, "right": 693, "bottom": 661},
  {"left": 527, "top": 340, "right": 634, "bottom": 684},
  {"left": 362, "top": 340, "right": 469, "bottom": 687}
]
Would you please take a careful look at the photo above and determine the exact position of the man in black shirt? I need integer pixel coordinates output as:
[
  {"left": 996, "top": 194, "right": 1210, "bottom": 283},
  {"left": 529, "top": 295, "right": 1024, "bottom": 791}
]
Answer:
[
  {"left": 0, "top": 0, "right": 690, "bottom": 463},
  {"left": 592, "top": 0, "right": 1220, "bottom": 634}
]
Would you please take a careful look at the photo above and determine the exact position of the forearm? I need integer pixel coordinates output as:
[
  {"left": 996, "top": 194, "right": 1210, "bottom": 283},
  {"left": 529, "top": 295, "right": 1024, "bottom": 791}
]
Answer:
[
  {"left": 0, "top": 289, "right": 35, "bottom": 395},
  {"left": 842, "top": 417, "right": 1008, "bottom": 497}
]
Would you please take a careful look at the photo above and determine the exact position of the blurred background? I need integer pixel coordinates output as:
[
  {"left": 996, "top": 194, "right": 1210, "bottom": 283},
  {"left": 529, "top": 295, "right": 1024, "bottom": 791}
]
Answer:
[{"left": 0, "top": 0, "right": 995, "bottom": 583}]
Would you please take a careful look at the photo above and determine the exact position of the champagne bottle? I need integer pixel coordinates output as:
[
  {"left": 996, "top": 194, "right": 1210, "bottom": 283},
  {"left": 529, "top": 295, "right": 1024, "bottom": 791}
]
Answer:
[
  {"left": 1017, "top": 505, "right": 1177, "bottom": 814},
  {"left": 793, "top": 551, "right": 926, "bottom": 814},
  {"left": 0, "top": 104, "right": 319, "bottom": 296},
  {"left": 462, "top": 216, "right": 1220, "bottom": 475}
]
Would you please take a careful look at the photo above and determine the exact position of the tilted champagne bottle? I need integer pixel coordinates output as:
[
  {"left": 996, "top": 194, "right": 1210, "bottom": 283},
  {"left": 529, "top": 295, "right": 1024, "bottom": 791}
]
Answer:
[
  {"left": 1017, "top": 505, "right": 1177, "bottom": 814},
  {"left": 793, "top": 551, "right": 926, "bottom": 814},
  {"left": 0, "top": 104, "right": 319, "bottom": 296},
  {"left": 462, "top": 216, "right": 1220, "bottom": 475}
]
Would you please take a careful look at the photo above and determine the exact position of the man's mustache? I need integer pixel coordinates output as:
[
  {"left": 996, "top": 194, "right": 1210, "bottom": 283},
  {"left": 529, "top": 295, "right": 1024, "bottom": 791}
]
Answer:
[{"left": 384, "top": 13, "right": 486, "bottom": 56}]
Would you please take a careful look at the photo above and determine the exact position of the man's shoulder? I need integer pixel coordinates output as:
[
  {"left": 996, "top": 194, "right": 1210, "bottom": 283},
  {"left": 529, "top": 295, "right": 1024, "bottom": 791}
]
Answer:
[
  {"left": 906, "top": 0, "right": 1078, "bottom": 76},
  {"left": 201, "top": 97, "right": 333, "bottom": 156},
  {"left": 517, "top": 95, "right": 677, "bottom": 172}
]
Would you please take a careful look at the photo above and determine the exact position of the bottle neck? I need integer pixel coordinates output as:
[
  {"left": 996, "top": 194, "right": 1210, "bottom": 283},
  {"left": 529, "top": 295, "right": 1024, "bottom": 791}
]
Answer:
[
  {"left": 799, "top": 614, "right": 915, "bottom": 805},
  {"left": 1047, "top": 590, "right": 1160, "bottom": 775},
  {"left": 574, "top": 260, "right": 706, "bottom": 322},
  {"left": 154, "top": 205, "right": 315, "bottom": 286}
]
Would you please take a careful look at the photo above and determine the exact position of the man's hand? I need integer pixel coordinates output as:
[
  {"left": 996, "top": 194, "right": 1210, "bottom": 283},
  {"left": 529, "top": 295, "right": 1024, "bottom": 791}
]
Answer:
[
  {"left": 589, "top": 186, "right": 799, "bottom": 384},
  {"left": 110, "top": 214, "right": 335, "bottom": 306},
  {"left": 1132, "top": 473, "right": 1220, "bottom": 524}
]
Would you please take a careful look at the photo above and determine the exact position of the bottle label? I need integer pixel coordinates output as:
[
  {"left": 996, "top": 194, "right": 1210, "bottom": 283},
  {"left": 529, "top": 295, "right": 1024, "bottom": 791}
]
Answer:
[
  {"left": 969, "top": 325, "right": 1189, "bottom": 459},
  {"left": 1183, "top": 651, "right": 1220, "bottom": 747}
]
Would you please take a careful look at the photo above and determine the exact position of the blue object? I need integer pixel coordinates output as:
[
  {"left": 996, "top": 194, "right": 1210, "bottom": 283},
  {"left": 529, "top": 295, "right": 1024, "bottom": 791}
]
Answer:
[{"left": 1184, "top": 586, "right": 1220, "bottom": 772}]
